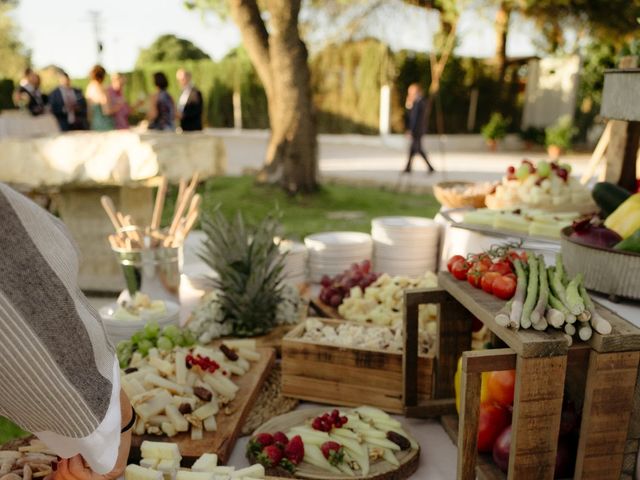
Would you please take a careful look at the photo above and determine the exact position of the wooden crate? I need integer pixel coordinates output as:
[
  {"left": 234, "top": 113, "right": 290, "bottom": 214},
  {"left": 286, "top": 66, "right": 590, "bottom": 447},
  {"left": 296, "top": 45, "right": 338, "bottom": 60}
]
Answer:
[
  {"left": 418, "top": 272, "right": 640, "bottom": 480},
  {"left": 281, "top": 318, "right": 435, "bottom": 413}
]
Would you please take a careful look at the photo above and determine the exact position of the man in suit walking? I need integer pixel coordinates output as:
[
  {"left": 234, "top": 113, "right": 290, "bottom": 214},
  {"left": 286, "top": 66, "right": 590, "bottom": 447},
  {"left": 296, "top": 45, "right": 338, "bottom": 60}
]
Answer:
[
  {"left": 403, "top": 83, "right": 435, "bottom": 174},
  {"left": 49, "top": 70, "right": 88, "bottom": 131},
  {"left": 176, "top": 69, "right": 203, "bottom": 131}
]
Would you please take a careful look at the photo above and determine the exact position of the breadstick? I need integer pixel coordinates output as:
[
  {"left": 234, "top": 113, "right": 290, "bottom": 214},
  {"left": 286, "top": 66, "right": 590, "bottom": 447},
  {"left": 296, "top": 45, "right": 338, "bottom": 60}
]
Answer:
[
  {"left": 151, "top": 176, "right": 168, "bottom": 230},
  {"left": 169, "top": 180, "right": 197, "bottom": 236},
  {"left": 176, "top": 179, "right": 187, "bottom": 206},
  {"left": 186, "top": 193, "right": 201, "bottom": 219},
  {"left": 100, "top": 196, "right": 122, "bottom": 232}
]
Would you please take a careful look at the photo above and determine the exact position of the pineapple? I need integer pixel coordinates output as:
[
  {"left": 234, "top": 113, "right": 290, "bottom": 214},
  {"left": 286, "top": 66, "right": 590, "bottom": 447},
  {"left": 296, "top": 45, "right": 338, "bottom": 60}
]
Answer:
[{"left": 199, "top": 210, "right": 286, "bottom": 337}]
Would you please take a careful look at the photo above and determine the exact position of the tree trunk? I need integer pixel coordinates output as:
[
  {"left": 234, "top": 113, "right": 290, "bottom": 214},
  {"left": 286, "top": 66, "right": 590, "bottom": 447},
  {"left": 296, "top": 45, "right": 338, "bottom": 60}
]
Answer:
[
  {"left": 495, "top": 1, "right": 511, "bottom": 83},
  {"left": 228, "top": 0, "right": 318, "bottom": 194}
]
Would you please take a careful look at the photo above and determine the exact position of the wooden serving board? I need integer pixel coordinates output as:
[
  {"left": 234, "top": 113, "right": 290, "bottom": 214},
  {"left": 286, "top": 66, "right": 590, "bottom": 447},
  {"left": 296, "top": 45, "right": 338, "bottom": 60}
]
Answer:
[
  {"left": 250, "top": 408, "right": 420, "bottom": 480},
  {"left": 309, "top": 298, "right": 342, "bottom": 319},
  {"left": 130, "top": 347, "right": 276, "bottom": 464}
]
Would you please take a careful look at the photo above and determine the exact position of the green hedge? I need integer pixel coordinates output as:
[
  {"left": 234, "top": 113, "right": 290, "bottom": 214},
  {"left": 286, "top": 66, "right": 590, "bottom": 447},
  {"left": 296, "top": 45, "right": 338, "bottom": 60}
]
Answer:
[{"left": 1, "top": 39, "right": 524, "bottom": 133}]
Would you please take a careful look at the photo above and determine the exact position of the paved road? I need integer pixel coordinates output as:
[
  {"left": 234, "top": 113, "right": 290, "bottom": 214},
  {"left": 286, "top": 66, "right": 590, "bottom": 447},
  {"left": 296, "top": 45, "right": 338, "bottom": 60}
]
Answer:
[{"left": 212, "top": 129, "right": 593, "bottom": 189}]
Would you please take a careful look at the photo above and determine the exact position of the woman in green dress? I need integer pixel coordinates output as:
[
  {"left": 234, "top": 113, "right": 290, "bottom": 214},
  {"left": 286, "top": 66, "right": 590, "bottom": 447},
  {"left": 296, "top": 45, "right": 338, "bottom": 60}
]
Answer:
[{"left": 85, "top": 65, "right": 116, "bottom": 131}]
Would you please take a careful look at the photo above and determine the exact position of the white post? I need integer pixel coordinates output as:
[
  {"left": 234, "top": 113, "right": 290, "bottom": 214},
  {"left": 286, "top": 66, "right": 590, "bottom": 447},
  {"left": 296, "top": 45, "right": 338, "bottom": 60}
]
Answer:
[
  {"left": 379, "top": 84, "right": 390, "bottom": 136},
  {"left": 233, "top": 91, "right": 242, "bottom": 131}
]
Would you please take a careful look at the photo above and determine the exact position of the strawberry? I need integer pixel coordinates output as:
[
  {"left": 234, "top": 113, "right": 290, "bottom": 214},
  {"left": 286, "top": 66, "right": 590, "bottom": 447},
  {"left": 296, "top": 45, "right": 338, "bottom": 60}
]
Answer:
[
  {"left": 257, "top": 445, "right": 283, "bottom": 467},
  {"left": 279, "top": 458, "right": 295, "bottom": 473},
  {"left": 284, "top": 435, "right": 304, "bottom": 465},
  {"left": 247, "top": 432, "right": 274, "bottom": 456},
  {"left": 321, "top": 441, "right": 344, "bottom": 466},
  {"left": 273, "top": 431, "right": 289, "bottom": 447}
]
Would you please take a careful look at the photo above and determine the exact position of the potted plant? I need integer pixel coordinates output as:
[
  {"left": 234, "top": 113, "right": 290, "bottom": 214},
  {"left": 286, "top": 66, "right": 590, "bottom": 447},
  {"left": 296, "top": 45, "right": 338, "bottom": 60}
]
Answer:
[
  {"left": 519, "top": 126, "right": 544, "bottom": 151},
  {"left": 545, "top": 115, "right": 577, "bottom": 159},
  {"left": 481, "top": 113, "right": 509, "bottom": 151}
]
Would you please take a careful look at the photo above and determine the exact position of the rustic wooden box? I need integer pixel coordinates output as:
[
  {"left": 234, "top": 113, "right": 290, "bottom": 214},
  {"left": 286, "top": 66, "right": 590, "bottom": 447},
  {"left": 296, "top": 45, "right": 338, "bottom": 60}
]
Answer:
[
  {"left": 415, "top": 273, "right": 640, "bottom": 480},
  {"left": 281, "top": 318, "right": 435, "bottom": 413}
]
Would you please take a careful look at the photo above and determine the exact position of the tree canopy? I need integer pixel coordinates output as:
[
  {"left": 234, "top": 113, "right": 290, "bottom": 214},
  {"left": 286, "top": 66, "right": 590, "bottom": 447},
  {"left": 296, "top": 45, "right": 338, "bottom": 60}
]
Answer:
[
  {"left": 0, "top": 1, "right": 30, "bottom": 80},
  {"left": 136, "top": 34, "right": 211, "bottom": 66}
]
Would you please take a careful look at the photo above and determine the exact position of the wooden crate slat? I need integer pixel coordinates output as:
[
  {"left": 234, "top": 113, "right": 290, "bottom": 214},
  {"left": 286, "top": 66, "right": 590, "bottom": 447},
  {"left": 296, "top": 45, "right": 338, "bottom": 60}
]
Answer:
[
  {"left": 438, "top": 273, "right": 568, "bottom": 358},
  {"left": 457, "top": 359, "right": 482, "bottom": 480},
  {"left": 588, "top": 304, "right": 640, "bottom": 352},
  {"left": 574, "top": 350, "right": 640, "bottom": 479},
  {"left": 508, "top": 355, "right": 566, "bottom": 480}
]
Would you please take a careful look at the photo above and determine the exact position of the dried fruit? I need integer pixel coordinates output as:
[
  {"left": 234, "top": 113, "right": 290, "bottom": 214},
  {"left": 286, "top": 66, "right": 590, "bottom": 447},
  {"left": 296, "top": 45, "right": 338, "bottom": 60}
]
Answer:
[
  {"left": 178, "top": 403, "right": 192, "bottom": 414},
  {"left": 193, "top": 386, "right": 213, "bottom": 402},
  {"left": 220, "top": 344, "right": 239, "bottom": 361},
  {"left": 386, "top": 431, "right": 411, "bottom": 451}
]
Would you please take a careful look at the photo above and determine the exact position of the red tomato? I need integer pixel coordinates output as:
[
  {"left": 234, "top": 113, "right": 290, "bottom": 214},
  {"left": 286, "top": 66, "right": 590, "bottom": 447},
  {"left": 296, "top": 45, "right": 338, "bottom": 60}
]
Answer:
[
  {"left": 492, "top": 276, "right": 517, "bottom": 300},
  {"left": 481, "top": 272, "right": 502, "bottom": 294},
  {"left": 470, "top": 254, "right": 493, "bottom": 268},
  {"left": 487, "top": 370, "right": 516, "bottom": 406},
  {"left": 467, "top": 263, "right": 489, "bottom": 288},
  {"left": 489, "top": 261, "right": 512, "bottom": 276},
  {"left": 447, "top": 255, "right": 465, "bottom": 273},
  {"left": 504, "top": 272, "right": 517, "bottom": 282},
  {"left": 477, "top": 403, "right": 511, "bottom": 453},
  {"left": 451, "top": 260, "right": 471, "bottom": 280}
]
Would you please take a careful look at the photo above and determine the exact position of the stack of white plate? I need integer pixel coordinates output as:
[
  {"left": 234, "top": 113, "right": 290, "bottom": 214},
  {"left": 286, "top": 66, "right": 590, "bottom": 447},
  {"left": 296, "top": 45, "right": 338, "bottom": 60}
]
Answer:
[
  {"left": 372, "top": 216, "right": 440, "bottom": 277},
  {"left": 99, "top": 300, "right": 180, "bottom": 345},
  {"left": 305, "top": 232, "right": 373, "bottom": 282},
  {"left": 279, "top": 240, "right": 308, "bottom": 286}
]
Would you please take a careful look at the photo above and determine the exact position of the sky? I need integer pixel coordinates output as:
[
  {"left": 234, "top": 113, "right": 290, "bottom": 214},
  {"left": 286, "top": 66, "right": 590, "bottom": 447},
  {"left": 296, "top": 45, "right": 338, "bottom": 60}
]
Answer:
[{"left": 11, "top": 0, "right": 542, "bottom": 78}]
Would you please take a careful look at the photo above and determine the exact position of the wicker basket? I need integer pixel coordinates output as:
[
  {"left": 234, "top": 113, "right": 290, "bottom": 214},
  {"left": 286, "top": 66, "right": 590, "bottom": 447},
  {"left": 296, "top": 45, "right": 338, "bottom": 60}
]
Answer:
[
  {"left": 433, "top": 181, "right": 491, "bottom": 209},
  {"left": 560, "top": 227, "right": 640, "bottom": 300}
]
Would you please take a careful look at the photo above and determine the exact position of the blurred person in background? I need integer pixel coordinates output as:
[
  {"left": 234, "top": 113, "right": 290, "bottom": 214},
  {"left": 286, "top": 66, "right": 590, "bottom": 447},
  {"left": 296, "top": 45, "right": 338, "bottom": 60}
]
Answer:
[
  {"left": 147, "top": 72, "right": 175, "bottom": 131},
  {"left": 176, "top": 68, "right": 203, "bottom": 131},
  {"left": 403, "top": 83, "right": 435, "bottom": 174},
  {"left": 49, "top": 70, "right": 88, "bottom": 131},
  {"left": 85, "top": 65, "right": 116, "bottom": 131},
  {"left": 107, "top": 73, "right": 131, "bottom": 130},
  {"left": 14, "top": 69, "right": 46, "bottom": 116}
]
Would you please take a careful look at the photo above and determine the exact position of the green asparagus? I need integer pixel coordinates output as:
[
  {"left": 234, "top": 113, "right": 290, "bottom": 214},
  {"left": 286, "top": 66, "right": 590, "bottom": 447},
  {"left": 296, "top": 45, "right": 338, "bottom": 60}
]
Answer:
[{"left": 520, "top": 254, "right": 539, "bottom": 329}]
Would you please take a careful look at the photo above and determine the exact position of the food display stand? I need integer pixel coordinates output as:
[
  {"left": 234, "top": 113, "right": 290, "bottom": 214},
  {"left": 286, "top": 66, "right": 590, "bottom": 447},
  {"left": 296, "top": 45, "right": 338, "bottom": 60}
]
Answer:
[{"left": 403, "top": 272, "right": 640, "bottom": 480}]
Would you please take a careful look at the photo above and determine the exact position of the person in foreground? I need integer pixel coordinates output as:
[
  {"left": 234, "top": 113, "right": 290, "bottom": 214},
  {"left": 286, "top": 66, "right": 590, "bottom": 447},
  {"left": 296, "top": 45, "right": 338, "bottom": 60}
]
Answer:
[
  {"left": 0, "top": 182, "right": 132, "bottom": 479},
  {"left": 176, "top": 68, "right": 203, "bottom": 132},
  {"left": 403, "top": 83, "right": 435, "bottom": 174}
]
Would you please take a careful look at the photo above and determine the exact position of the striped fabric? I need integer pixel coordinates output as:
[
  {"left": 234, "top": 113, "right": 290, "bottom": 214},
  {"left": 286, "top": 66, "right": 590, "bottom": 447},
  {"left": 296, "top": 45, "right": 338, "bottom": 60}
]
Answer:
[{"left": 0, "top": 183, "right": 115, "bottom": 438}]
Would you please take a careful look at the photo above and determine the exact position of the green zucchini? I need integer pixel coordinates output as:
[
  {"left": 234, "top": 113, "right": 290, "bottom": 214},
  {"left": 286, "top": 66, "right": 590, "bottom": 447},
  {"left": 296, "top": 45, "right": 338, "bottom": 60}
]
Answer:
[{"left": 592, "top": 182, "right": 632, "bottom": 218}]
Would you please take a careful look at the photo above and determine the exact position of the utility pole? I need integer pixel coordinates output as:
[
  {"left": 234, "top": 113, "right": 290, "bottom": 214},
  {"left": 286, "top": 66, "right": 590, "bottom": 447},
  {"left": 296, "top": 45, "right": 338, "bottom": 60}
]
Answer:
[{"left": 88, "top": 10, "right": 104, "bottom": 64}]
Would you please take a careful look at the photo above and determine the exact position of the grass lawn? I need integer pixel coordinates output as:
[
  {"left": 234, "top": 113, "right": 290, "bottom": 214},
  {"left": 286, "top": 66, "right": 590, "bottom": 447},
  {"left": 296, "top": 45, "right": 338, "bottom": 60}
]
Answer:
[
  {"left": 0, "top": 417, "right": 28, "bottom": 444},
  {"left": 163, "top": 176, "right": 440, "bottom": 240}
]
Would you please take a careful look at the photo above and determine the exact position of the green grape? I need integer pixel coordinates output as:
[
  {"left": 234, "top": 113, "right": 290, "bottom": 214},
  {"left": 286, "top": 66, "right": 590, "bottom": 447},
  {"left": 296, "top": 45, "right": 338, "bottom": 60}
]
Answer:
[
  {"left": 116, "top": 340, "right": 133, "bottom": 354},
  {"left": 537, "top": 160, "right": 551, "bottom": 178},
  {"left": 116, "top": 341, "right": 133, "bottom": 368},
  {"left": 162, "top": 324, "right": 181, "bottom": 341},
  {"left": 137, "top": 339, "right": 154, "bottom": 357},
  {"left": 130, "top": 331, "right": 144, "bottom": 346},
  {"left": 156, "top": 336, "right": 173, "bottom": 352},
  {"left": 144, "top": 321, "right": 161, "bottom": 340},
  {"left": 515, "top": 164, "right": 530, "bottom": 180},
  {"left": 181, "top": 330, "right": 196, "bottom": 346}
]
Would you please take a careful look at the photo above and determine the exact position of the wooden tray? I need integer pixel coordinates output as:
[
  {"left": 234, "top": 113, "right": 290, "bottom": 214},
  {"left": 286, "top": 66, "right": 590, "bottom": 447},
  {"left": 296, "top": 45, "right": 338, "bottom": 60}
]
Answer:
[
  {"left": 250, "top": 408, "right": 420, "bottom": 480},
  {"left": 130, "top": 347, "right": 276, "bottom": 464},
  {"left": 309, "top": 298, "right": 342, "bottom": 319}
]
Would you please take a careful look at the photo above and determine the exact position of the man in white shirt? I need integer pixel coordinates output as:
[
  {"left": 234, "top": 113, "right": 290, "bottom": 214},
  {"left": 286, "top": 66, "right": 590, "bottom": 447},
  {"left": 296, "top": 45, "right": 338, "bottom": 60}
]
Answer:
[{"left": 176, "top": 68, "right": 203, "bottom": 131}]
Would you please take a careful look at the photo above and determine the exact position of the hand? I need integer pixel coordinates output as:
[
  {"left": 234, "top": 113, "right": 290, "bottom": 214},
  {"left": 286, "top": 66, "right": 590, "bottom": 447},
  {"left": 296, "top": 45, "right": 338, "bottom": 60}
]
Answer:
[{"left": 52, "top": 455, "right": 125, "bottom": 480}]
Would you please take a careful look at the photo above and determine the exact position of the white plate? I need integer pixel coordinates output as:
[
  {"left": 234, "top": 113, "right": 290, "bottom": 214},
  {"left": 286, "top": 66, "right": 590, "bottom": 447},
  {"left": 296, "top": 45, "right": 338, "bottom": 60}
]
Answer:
[
  {"left": 371, "top": 228, "right": 439, "bottom": 241},
  {"left": 305, "top": 232, "right": 372, "bottom": 251},
  {"left": 372, "top": 216, "right": 437, "bottom": 230}
]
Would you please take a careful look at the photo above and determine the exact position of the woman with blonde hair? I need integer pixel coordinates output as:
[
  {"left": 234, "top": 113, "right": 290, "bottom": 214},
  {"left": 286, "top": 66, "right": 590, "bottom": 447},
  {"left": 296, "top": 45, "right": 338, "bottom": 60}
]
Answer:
[{"left": 85, "top": 65, "right": 116, "bottom": 131}]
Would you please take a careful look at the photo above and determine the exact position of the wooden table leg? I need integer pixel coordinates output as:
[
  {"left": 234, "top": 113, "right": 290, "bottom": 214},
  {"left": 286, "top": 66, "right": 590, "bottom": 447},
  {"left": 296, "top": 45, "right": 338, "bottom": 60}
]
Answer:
[
  {"left": 508, "top": 355, "right": 567, "bottom": 480},
  {"left": 574, "top": 350, "right": 640, "bottom": 479}
]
